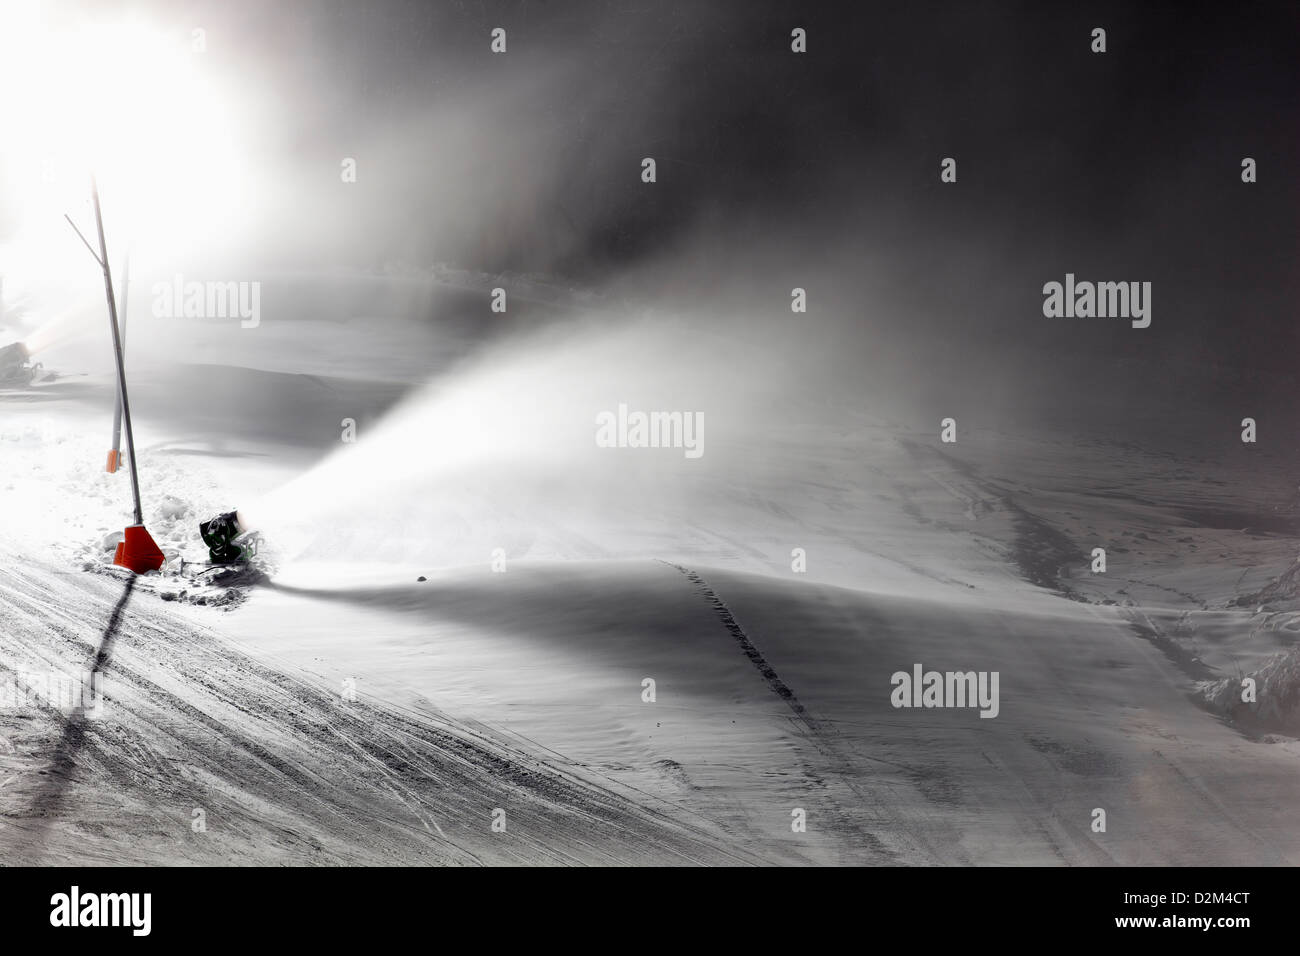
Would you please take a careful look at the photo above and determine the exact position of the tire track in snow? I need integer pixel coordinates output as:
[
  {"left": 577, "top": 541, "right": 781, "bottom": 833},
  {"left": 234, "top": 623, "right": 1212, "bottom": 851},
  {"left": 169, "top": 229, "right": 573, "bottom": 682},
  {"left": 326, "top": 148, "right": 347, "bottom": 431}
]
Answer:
[
  {"left": 0, "top": 555, "right": 758, "bottom": 866},
  {"left": 660, "top": 560, "right": 947, "bottom": 864},
  {"left": 660, "top": 562, "right": 813, "bottom": 723}
]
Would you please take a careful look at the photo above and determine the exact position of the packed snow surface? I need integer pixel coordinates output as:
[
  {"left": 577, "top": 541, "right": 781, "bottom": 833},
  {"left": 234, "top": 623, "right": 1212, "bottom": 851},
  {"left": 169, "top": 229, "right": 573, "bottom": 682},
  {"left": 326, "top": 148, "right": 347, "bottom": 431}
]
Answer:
[{"left": 3, "top": 289, "right": 1300, "bottom": 865}]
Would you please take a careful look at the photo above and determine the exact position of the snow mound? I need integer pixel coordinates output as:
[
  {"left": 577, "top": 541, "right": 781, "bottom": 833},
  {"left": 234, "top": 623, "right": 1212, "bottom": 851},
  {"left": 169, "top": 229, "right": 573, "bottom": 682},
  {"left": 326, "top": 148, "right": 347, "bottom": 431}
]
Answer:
[
  {"left": 0, "top": 415, "right": 274, "bottom": 610},
  {"left": 158, "top": 494, "right": 190, "bottom": 519},
  {"left": 1236, "top": 556, "right": 1300, "bottom": 608}
]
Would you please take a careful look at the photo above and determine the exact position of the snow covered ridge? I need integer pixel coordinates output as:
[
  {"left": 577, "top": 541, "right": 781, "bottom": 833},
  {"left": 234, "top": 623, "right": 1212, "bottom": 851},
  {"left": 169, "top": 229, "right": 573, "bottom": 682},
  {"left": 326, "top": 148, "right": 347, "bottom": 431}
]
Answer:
[
  {"left": 430, "top": 263, "right": 600, "bottom": 302},
  {"left": 358, "top": 261, "right": 607, "bottom": 312},
  {"left": 1199, "top": 644, "right": 1300, "bottom": 736}
]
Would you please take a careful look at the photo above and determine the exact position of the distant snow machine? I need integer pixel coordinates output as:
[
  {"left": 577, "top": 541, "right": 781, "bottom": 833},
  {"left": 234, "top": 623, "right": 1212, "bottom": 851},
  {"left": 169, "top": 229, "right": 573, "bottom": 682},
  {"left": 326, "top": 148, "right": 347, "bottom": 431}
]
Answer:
[
  {"left": 198, "top": 510, "right": 259, "bottom": 564},
  {"left": 0, "top": 341, "right": 40, "bottom": 386}
]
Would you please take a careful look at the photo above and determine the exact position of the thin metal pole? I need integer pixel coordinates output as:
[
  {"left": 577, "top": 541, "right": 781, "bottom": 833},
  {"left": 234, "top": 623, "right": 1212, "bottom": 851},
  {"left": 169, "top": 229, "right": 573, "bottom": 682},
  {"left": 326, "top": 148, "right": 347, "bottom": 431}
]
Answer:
[
  {"left": 90, "top": 176, "right": 143, "bottom": 526},
  {"left": 109, "top": 253, "right": 128, "bottom": 466},
  {"left": 64, "top": 213, "right": 103, "bottom": 266}
]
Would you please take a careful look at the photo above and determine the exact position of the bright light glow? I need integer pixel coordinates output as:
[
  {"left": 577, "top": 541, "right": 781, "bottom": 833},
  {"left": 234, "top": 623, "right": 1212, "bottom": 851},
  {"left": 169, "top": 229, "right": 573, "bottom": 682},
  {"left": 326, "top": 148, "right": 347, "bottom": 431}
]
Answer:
[
  {"left": 22, "top": 309, "right": 81, "bottom": 355},
  {"left": 0, "top": 3, "right": 252, "bottom": 266}
]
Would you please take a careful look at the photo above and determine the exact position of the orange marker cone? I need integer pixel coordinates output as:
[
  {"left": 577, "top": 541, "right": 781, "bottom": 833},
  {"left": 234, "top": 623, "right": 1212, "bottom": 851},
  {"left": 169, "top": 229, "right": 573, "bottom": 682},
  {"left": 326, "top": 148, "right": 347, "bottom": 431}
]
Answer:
[{"left": 113, "top": 524, "right": 165, "bottom": 574}]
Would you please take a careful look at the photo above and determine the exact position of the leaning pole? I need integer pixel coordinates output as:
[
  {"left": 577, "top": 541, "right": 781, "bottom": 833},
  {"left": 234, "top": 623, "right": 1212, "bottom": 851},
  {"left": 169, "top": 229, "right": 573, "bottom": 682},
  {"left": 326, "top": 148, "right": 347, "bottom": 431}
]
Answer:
[
  {"left": 89, "top": 176, "right": 164, "bottom": 572},
  {"left": 106, "top": 252, "right": 129, "bottom": 473}
]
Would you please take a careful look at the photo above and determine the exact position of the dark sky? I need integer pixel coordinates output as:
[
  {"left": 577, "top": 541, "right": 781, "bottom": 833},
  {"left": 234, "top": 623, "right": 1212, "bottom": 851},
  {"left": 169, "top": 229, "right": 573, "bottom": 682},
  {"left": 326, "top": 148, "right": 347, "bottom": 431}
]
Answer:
[
  {"left": 153, "top": 1, "right": 1292, "bottom": 357},
  {"left": 20, "top": 0, "right": 1300, "bottom": 400}
]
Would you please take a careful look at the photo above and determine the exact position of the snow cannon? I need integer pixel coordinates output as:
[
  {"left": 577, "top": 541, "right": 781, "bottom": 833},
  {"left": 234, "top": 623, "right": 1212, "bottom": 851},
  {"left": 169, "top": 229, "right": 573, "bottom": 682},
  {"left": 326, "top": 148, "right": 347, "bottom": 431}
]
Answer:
[
  {"left": 0, "top": 341, "right": 39, "bottom": 386},
  {"left": 112, "top": 524, "right": 166, "bottom": 574},
  {"left": 199, "top": 511, "right": 250, "bottom": 564}
]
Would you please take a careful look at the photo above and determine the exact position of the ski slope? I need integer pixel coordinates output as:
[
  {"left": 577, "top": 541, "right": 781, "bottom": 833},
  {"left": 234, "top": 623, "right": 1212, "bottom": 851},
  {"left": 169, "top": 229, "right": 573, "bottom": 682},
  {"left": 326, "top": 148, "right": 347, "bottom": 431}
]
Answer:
[{"left": 2, "top": 305, "right": 1299, "bottom": 865}]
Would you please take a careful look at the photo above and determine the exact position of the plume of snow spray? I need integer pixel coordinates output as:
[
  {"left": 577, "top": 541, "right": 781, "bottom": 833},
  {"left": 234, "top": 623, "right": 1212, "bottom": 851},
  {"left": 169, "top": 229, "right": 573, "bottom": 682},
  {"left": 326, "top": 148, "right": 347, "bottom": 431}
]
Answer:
[{"left": 242, "top": 312, "right": 797, "bottom": 569}]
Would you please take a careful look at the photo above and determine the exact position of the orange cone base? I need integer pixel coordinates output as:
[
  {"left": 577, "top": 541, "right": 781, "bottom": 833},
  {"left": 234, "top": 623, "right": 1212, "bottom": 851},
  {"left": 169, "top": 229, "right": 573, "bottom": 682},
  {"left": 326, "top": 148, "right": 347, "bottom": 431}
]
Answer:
[
  {"left": 105, "top": 449, "right": 121, "bottom": 473},
  {"left": 113, "top": 524, "right": 166, "bottom": 574}
]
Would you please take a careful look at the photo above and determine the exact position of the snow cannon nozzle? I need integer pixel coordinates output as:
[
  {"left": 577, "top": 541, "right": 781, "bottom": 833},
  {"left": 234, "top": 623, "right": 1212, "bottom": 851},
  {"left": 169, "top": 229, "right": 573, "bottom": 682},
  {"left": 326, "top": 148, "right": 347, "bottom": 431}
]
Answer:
[
  {"left": 0, "top": 341, "right": 37, "bottom": 386},
  {"left": 199, "top": 510, "right": 250, "bottom": 564}
]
